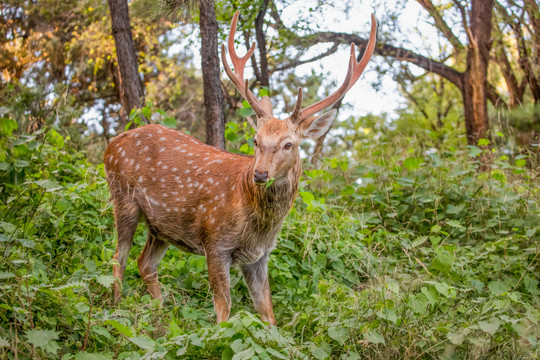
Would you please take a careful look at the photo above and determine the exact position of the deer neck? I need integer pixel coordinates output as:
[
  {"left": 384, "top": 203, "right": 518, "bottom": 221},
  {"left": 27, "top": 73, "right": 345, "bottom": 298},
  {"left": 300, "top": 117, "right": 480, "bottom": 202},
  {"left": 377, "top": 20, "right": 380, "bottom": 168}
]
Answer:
[{"left": 242, "top": 158, "right": 301, "bottom": 221}]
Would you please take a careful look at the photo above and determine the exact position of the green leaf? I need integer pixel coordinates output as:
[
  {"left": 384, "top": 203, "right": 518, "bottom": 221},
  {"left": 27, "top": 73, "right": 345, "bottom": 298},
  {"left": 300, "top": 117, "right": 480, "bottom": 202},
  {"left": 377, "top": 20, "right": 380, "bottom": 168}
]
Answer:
[
  {"left": 446, "top": 220, "right": 464, "bottom": 228},
  {"left": 0, "top": 272, "right": 15, "bottom": 280},
  {"left": 309, "top": 343, "right": 331, "bottom": 359},
  {"left": 328, "top": 326, "right": 348, "bottom": 345},
  {"left": 75, "top": 352, "right": 114, "bottom": 360},
  {"left": 46, "top": 129, "right": 65, "bottom": 148},
  {"left": 265, "top": 348, "right": 288, "bottom": 359},
  {"left": 96, "top": 275, "right": 115, "bottom": 288},
  {"left": 429, "top": 250, "right": 454, "bottom": 273},
  {"left": 231, "top": 347, "right": 255, "bottom": 360},
  {"left": 477, "top": 138, "right": 490, "bottom": 146},
  {"left": 0, "top": 337, "right": 9, "bottom": 347},
  {"left": 402, "top": 157, "right": 423, "bottom": 172},
  {"left": 364, "top": 330, "right": 385, "bottom": 344},
  {"left": 488, "top": 280, "right": 510, "bottom": 295},
  {"left": 300, "top": 191, "right": 315, "bottom": 205},
  {"left": 128, "top": 336, "right": 155, "bottom": 351},
  {"left": 104, "top": 320, "right": 133, "bottom": 337},
  {"left": 25, "top": 329, "right": 60, "bottom": 355},
  {"left": 0, "top": 118, "right": 17, "bottom": 136},
  {"left": 478, "top": 318, "right": 501, "bottom": 336},
  {"left": 169, "top": 319, "right": 182, "bottom": 338},
  {"left": 376, "top": 308, "right": 398, "bottom": 324},
  {"left": 162, "top": 117, "right": 177, "bottom": 129}
]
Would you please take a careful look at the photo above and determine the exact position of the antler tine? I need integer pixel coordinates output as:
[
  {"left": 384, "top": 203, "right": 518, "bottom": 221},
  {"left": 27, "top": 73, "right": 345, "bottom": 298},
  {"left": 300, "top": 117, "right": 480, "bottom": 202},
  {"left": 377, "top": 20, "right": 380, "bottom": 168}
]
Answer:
[
  {"left": 291, "top": 14, "right": 377, "bottom": 123},
  {"left": 221, "top": 10, "right": 270, "bottom": 120},
  {"left": 290, "top": 87, "right": 303, "bottom": 120}
]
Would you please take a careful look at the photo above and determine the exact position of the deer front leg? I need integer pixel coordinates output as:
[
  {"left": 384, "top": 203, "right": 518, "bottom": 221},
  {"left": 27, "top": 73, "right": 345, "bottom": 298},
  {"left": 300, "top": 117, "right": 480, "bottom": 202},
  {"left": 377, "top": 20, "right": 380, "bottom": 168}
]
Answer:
[
  {"left": 206, "top": 253, "right": 231, "bottom": 323},
  {"left": 241, "top": 255, "right": 277, "bottom": 326}
]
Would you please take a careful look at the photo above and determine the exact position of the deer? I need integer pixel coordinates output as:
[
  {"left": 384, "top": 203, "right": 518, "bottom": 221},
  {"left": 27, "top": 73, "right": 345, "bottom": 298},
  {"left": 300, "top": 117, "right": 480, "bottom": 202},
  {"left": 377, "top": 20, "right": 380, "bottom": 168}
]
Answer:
[{"left": 104, "top": 11, "right": 377, "bottom": 326}]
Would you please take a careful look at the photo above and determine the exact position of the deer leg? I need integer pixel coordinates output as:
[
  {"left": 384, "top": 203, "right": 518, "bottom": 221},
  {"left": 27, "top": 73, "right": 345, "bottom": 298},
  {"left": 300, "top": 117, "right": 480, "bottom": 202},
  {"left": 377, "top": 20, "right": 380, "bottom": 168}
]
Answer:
[
  {"left": 241, "top": 255, "right": 276, "bottom": 326},
  {"left": 112, "top": 199, "right": 140, "bottom": 302},
  {"left": 206, "top": 253, "right": 231, "bottom": 323},
  {"left": 137, "top": 230, "right": 169, "bottom": 300}
]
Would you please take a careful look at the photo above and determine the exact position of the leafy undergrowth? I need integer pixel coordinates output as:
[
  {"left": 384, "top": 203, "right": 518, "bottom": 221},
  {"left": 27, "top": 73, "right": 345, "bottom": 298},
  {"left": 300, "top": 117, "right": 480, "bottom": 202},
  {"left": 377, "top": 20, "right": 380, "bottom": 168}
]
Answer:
[{"left": 0, "top": 123, "right": 538, "bottom": 359}]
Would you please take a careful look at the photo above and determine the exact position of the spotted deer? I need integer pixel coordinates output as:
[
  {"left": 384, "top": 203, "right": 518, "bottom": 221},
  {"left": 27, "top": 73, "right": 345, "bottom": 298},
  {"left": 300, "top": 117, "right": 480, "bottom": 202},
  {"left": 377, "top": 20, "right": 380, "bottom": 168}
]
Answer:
[{"left": 104, "top": 11, "right": 377, "bottom": 325}]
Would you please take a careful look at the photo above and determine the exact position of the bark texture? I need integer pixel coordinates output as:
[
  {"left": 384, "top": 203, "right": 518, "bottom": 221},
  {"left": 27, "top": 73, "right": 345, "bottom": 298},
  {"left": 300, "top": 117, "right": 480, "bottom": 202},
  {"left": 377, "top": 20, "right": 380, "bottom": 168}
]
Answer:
[
  {"left": 462, "top": 0, "right": 494, "bottom": 144},
  {"left": 107, "top": 0, "right": 145, "bottom": 130},
  {"left": 199, "top": 0, "right": 226, "bottom": 149}
]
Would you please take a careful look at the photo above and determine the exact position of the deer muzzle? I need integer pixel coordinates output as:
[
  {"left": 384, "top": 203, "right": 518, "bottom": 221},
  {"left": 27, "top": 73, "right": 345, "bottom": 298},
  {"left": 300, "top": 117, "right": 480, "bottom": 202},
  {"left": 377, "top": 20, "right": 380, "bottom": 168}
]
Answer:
[{"left": 254, "top": 170, "right": 269, "bottom": 184}]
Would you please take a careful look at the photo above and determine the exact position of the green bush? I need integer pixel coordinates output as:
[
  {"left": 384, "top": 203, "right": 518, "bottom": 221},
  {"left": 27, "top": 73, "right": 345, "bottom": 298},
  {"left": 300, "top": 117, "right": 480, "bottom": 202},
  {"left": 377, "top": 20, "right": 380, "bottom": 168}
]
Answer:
[{"left": 0, "top": 118, "right": 538, "bottom": 359}]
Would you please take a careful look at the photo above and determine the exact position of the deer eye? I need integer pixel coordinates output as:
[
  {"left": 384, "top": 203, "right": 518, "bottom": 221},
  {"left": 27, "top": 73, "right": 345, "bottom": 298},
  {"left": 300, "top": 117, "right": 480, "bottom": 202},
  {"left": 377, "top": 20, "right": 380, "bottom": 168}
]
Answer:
[
  {"left": 253, "top": 139, "right": 258, "bottom": 147},
  {"left": 284, "top": 143, "right": 292, "bottom": 150}
]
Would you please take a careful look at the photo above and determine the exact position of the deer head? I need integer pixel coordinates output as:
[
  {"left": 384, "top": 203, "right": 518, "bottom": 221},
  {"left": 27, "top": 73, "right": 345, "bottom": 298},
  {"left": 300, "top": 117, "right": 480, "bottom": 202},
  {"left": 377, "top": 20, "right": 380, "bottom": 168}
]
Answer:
[{"left": 221, "top": 11, "right": 377, "bottom": 185}]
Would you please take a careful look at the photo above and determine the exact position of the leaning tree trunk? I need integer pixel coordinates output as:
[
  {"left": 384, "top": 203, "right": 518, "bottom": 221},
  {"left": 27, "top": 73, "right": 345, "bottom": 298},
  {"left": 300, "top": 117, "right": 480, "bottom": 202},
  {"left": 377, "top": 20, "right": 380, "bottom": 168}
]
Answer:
[
  {"left": 107, "top": 0, "right": 145, "bottom": 131},
  {"left": 462, "top": 0, "right": 494, "bottom": 145},
  {"left": 199, "top": 0, "right": 226, "bottom": 149}
]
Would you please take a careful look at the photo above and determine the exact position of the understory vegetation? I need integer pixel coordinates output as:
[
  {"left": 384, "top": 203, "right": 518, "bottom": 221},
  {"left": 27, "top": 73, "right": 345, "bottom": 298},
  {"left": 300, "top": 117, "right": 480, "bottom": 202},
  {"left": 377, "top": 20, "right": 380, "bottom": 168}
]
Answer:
[{"left": 0, "top": 116, "right": 538, "bottom": 359}]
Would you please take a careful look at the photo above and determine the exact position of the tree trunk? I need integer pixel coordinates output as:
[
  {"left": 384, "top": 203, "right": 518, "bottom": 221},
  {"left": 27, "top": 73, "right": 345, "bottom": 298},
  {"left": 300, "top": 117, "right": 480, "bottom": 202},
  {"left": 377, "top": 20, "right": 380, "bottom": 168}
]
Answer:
[
  {"left": 255, "top": 0, "right": 270, "bottom": 87},
  {"left": 199, "top": 0, "right": 226, "bottom": 149},
  {"left": 462, "top": 0, "right": 494, "bottom": 145},
  {"left": 107, "top": 0, "right": 145, "bottom": 131}
]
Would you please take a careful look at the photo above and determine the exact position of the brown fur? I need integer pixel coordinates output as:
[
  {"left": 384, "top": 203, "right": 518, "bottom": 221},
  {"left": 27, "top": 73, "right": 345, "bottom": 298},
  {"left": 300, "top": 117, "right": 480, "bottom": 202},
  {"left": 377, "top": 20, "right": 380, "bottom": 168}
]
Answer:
[{"left": 104, "top": 120, "right": 311, "bottom": 325}]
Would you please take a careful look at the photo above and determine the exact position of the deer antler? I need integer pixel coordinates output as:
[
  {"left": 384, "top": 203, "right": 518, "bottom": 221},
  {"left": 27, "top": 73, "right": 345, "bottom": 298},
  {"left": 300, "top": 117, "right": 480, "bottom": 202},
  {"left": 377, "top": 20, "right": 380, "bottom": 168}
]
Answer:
[
  {"left": 221, "top": 11, "right": 270, "bottom": 121},
  {"left": 290, "top": 14, "right": 378, "bottom": 124}
]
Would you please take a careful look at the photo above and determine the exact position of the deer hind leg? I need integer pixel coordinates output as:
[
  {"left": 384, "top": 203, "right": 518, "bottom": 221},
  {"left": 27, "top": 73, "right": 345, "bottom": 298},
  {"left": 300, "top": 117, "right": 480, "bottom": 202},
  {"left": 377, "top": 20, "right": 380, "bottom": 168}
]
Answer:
[
  {"left": 111, "top": 197, "right": 141, "bottom": 302},
  {"left": 206, "top": 252, "right": 231, "bottom": 323},
  {"left": 137, "top": 229, "right": 169, "bottom": 300},
  {"left": 241, "top": 255, "right": 277, "bottom": 326}
]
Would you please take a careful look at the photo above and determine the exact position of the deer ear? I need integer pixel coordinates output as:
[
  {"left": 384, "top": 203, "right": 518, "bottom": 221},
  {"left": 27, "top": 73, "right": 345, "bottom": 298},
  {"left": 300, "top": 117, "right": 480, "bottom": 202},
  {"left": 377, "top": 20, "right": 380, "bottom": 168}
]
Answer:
[{"left": 298, "top": 109, "right": 337, "bottom": 139}]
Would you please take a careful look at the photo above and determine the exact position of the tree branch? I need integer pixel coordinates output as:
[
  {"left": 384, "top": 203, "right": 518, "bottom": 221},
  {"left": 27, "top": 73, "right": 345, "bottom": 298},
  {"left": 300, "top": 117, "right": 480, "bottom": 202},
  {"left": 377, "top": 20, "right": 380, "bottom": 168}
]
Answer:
[
  {"left": 291, "top": 31, "right": 464, "bottom": 90},
  {"left": 416, "top": 0, "right": 464, "bottom": 51}
]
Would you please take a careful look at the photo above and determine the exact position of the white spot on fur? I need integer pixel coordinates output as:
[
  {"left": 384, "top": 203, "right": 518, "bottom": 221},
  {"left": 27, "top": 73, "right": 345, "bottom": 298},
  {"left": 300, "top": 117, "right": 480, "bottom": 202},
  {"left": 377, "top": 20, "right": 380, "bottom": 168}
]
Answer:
[
  {"left": 185, "top": 170, "right": 190, "bottom": 174},
  {"left": 159, "top": 137, "right": 166, "bottom": 141},
  {"left": 152, "top": 177, "right": 156, "bottom": 181},
  {"left": 134, "top": 133, "right": 139, "bottom": 138},
  {"left": 138, "top": 176, "right": 143, "bottom": 182},
  {"left": 159, "top": 147, "right": 166, "bottom": 152},
  {"left": 135, "top": 164, "right": 140, "bottom": 171},
  {"left": 146, "top": 157, "right": 151, "bottom": 162},
  {"left": 163, "top": 193, "right": 168, "bottom": 197},
  {"left": 232, "top": 184, "right": 236, "bottom": 191},
  {"left": 136, "top": 140, "right": 141, "bottom": 146},
  {"left": 157, "top": 161, "right": 162, "bottom": 165},
  {"left": 187, "top": 160, "right": 193, "bottom": 164},
  {"left": 172, "top": 167, "right": 177, "bottom": 171},
  {"left": 162, "top": 165, "right": 167, "bottom": 169},
  {"left": 160, "top": 178, "right": 165, "bottom": 182},
  {"left": 208, "top": 178, "right": 214, "bottom": 184}
]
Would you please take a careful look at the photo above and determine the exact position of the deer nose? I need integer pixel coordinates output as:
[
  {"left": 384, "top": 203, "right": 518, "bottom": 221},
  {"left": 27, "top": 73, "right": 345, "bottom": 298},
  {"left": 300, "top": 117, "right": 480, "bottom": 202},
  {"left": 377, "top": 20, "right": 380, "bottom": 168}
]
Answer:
[{"left": 254, "top": 170, "right": 269, "bottom": 183}]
